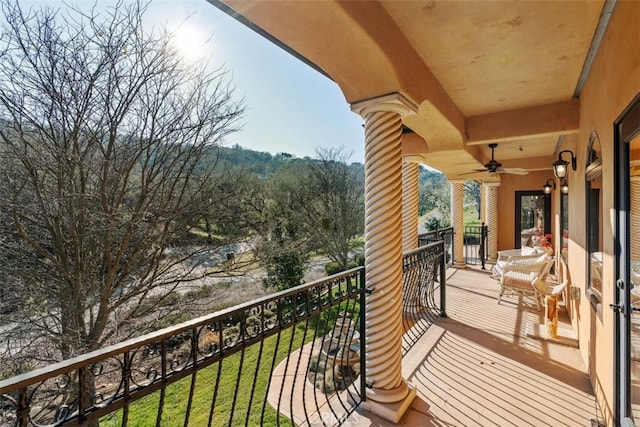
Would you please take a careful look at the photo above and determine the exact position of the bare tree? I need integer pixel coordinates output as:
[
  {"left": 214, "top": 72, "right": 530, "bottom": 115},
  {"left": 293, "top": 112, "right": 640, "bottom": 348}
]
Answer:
[
  {"left": 304, "top": 147, "right": 364, "bottom": 270},
  {"left": 0, "top": 0, "right": 248, "bottom": 371}
]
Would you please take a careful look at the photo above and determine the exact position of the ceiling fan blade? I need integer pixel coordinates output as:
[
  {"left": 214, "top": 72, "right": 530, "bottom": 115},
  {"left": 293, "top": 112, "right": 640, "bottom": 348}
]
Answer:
[
  {"left": 458, "top": 169, "right": 499, "bottom": 177},
  {"left": 499, "top": 167, "right": 529, "bottom": 175}
]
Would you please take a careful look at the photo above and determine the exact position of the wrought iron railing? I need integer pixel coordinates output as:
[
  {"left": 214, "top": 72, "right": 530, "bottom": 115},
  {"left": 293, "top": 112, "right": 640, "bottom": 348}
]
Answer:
[
  {"left": 418, "top": 226, "right": 453, "bottom": 268},
  {"left": 0, "top": 237, "right": 449, "bottom": 426},
  {"left": 463, "top": 223, "right": 488, "bottom": 268},
  {"left": 401, "top": 240, "right": 446, "bottom": 354},
  {"left": 0, "top": 269, "right": 366, "bottom": 427}
]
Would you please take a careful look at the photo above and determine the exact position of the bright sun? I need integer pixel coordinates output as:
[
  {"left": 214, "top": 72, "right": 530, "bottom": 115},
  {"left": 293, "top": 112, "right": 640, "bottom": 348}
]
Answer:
[{"left": 171, "top": 25, "right": 207, "bottom": 63}]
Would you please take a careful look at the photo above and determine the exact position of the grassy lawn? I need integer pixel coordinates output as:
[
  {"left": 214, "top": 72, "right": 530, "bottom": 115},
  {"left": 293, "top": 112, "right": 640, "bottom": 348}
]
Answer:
[
  {"left": 420, "top": 206, "right": 481, "bottom": 229},
  {"left": 463, "top": 205, "right": 481, "bottom": 226},
  {"left": 99, "top": 323, "right": 315, "bottom": 426}
]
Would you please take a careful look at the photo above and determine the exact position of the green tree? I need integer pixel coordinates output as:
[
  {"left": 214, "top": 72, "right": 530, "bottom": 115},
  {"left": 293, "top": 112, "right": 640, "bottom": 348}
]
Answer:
[
  {"left": 464, "top": 180, "right": 482, "bottom": 220},
  {"left": 259, "top": 148, "right": 365, "bottom": 287},
  {"left": 418, "top": 166, "right": 450, "bottom": 223},
  {"left": 259, "top": 162, "right": 311, "bottom": 290}
]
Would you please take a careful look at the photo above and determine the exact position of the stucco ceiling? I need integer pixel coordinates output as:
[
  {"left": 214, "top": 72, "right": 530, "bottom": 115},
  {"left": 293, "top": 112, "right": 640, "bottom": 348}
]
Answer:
[
  {"left": 209, "top": 0, "right": 606, "bottom": 179},
  {"left": 383, "top": 1, "right": 602, "bottom": 116}
]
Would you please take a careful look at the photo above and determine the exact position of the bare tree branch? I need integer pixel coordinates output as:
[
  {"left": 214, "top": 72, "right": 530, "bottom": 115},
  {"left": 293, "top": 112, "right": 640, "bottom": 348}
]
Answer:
[{"left": 0, "top": 0, "right": 251, "bottom": 371}]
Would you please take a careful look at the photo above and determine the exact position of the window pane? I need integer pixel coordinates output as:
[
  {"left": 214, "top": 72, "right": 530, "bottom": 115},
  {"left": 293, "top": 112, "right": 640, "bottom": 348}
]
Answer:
[{"left": 588, "top": 174, "right": 602, "bottom": 299}]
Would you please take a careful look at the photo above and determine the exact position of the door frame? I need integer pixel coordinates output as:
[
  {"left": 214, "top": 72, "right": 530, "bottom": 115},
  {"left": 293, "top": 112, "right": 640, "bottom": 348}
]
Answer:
[
  {"left": 514, "top": 190, "right": 551, "bottom": 248},
  {"left": 614, "top": 92, "right": 640, "bottom": 426}
]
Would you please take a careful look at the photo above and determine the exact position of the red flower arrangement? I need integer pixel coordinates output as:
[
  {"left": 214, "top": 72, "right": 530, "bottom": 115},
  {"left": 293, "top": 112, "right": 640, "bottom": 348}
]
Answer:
[
  {"left": 532, "top": 228, "right": 553, "bottom": 248},
  {"left": 538, "top": 234, "right": 553, "bottom": 248}
]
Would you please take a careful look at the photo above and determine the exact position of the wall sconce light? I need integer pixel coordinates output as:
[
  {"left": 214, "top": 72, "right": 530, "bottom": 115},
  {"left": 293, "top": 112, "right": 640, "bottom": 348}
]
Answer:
[
  {"left": 552, "top": 150, "right": 577, "bottom": 179},
  {"left": 560, "top": 178, "right": 569, "bottom": 194},
  {"left": 543, "top": 178, "right": 555, "bottom": 194}
]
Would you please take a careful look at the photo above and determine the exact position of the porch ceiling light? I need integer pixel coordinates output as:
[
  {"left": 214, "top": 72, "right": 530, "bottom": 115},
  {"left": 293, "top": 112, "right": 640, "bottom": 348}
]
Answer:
[
  {"left": 543, "top": 179, "right": 555, "bottom": 194},
  {"left": 552, "top": 150, "right": 577, "bottom": 179},
  {"left": 560, "top": 178, "right": 569, "bottom": 194}
]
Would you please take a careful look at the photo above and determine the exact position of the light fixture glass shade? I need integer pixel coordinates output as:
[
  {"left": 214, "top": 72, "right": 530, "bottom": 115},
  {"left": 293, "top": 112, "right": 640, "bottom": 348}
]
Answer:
[
  {"left": 552, "top": 150, "right": 576, "bottom": 178},
  {"left": 543, "top": 178, "right": 555, "bottom": 194},
  {"left": 553, "top": 159, "right": 568, "bottom": 178},
  {"left": 561, "top": 179, "right": 569, "bottom": 194}
]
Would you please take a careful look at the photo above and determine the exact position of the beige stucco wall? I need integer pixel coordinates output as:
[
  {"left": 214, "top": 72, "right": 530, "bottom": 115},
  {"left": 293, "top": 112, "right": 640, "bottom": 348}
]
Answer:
[{"left": 566, "top": 1, "right": 640, "bottom": 424}]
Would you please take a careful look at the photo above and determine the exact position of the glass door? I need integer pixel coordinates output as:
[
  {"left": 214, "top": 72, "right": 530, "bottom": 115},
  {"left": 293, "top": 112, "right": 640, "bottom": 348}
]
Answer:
[
  {"left": 514, "top": 191, "right": 551, "bottom": 249},
  {"left": 615, "top": 94, "right": 640, "bottom": 426}
]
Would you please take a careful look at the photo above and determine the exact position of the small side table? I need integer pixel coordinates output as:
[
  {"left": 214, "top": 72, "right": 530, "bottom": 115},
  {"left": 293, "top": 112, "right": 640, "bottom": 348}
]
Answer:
[{"left": 527, "top": 278, "right": 578, "bottom": 347}]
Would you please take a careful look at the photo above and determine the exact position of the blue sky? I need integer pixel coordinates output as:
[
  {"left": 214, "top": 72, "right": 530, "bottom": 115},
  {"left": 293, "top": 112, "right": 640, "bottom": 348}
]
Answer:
[
  {"left": 191, "top": 3, "right": 366, "bottom": 163},
  {"left": 20, "top": 0, "right": 366, "bottom": 163}
]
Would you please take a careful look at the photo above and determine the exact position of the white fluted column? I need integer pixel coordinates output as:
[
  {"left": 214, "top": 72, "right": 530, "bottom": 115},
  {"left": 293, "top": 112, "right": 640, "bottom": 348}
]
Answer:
[
  {"left": 402, "top": 161, "right": 419, "bottom": 252},
  {"left": 450, "top": 180, "right": 466, "bottom": 268},
  {"left": 484, "top": 182, "right": 500, "bottom": 261},
  {"left": 351, "top": 93, "right": 417, "bottom": 422}
]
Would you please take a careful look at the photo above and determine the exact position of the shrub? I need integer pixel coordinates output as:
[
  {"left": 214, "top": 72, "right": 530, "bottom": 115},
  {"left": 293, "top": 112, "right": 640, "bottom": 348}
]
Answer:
[
  {"left": 224, "top": 324, "right": 240, "bottom": 341},
  {"left": 315, "top": 370, "right": 336, "bottom": 394},
  {"left": 425, "top": 216, "right": 444, "bottom": 231},
  {"left": 324, "top": 261, "right": 342, "bottom": 276},
  {"left": 463, "top": 235, "right": 478, "bottom": 245},
  {"left": 263, "top": 252, "right": 307, "bottom": 291},
  {"left": 353, "top": 253, "right": 365, "bottom": 266},
  {"left": 154, "top": 312, "right": 190, "bottom": 330},
  {"left": 308, "top": 354, "right": 328, "bottom": 373},
  {"left": 184, "top": 284, "right": 215, "bottom": 300}
]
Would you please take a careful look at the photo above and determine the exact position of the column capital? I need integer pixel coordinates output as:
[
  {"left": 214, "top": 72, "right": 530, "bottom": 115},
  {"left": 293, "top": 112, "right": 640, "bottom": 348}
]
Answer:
[
  {"left": 449, "top": 179, "right": 467, "bottom": 185},
  {"left": 351, "top": 92, "right": 418, "bottom": 118},
  {"left": 402, "top": 155, "right": 426, "bottom": 164},
  {"left": 483, "top": 181, "right": 501, "bottom": 188}
]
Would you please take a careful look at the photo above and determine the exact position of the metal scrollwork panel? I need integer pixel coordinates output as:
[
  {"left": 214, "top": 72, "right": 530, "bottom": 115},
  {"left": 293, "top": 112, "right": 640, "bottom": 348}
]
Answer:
[{"left": 92, "top": 356, "right": 126, "bottom": 408}]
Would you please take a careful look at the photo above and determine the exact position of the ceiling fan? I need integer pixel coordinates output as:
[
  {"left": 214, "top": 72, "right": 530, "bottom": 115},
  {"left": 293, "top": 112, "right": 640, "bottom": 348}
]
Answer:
[{"left": 467, "top": 143, "right": 528, "bottom": 175}]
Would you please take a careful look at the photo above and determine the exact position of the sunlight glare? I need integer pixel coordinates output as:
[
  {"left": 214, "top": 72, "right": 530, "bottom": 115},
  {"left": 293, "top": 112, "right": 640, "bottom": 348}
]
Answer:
[{"left": 171, "top": 24, "right": 208, "bottom": 64}]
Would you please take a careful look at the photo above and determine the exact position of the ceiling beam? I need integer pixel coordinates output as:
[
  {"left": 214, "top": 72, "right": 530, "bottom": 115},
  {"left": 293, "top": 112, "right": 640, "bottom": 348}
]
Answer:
[
  {"left": 465, "top": 100, "right": 580, "bottom": 145},
  {"left": 401, "top": 133, "right": 429, "bottom": 157}
]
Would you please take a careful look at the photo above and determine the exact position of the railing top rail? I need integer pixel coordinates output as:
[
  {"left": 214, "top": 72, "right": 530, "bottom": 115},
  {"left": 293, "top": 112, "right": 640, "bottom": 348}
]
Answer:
[
  {"left": 403, "top": 240, "right": 444, "bottom": 257},
  {"left": 418, "top": 227, "right": 453, "bottom": 237},
  {"left": 0, "top": 266, "right": 364, "bottom": 393}
]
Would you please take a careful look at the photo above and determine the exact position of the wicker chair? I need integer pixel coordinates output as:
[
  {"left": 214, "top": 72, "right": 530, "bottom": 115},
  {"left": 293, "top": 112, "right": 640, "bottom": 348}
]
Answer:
[
  {"left": 498, "top": 256, "right": 554, "bottom": 311},
  {"left": 491, "top": 247, "right": 544, "bottom": 279}
]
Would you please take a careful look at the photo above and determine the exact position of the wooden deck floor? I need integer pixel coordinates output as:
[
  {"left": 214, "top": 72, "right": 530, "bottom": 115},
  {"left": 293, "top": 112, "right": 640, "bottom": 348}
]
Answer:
[{"left": 350, "top": 266, "right": 601, "bottom": 426}]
